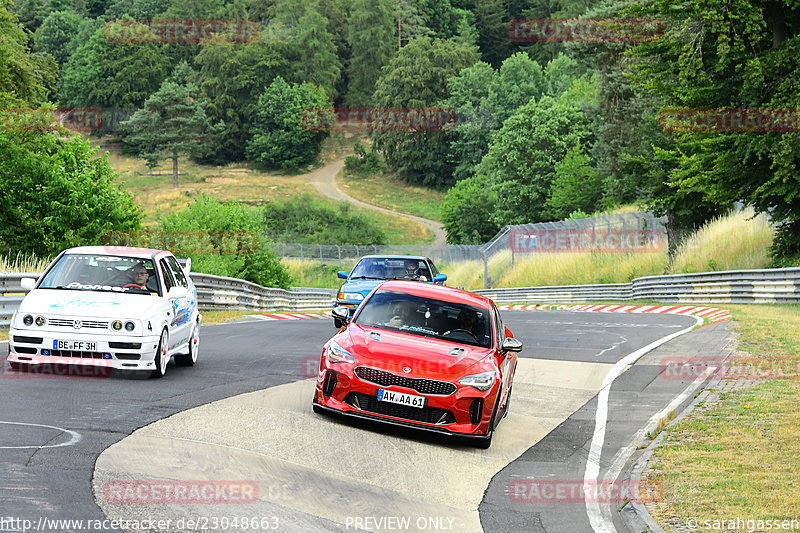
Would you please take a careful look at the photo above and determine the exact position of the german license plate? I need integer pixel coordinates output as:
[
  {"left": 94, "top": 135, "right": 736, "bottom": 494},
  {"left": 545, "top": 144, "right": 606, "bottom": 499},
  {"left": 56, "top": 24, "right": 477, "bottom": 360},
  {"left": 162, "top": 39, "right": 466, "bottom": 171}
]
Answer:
[
  {"left": 53, "top": 340, "right": 97, "bottom": 351},
  {"left": 376, "top": 389, "right": 426, "bottom": 409}
]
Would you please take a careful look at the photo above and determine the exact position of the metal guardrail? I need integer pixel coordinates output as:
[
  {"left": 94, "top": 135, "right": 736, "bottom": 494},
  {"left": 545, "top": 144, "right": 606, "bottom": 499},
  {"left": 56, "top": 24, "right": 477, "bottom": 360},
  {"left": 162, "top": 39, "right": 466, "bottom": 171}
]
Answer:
[
  {"left": 0, "top": 272, "right": 335, "bottom": 326},
  {"left": 475, "top": 267, "right": 800, "bottom": 304},
  {"left": 2, "top": 267, "right": 798, "bottom": 327}
]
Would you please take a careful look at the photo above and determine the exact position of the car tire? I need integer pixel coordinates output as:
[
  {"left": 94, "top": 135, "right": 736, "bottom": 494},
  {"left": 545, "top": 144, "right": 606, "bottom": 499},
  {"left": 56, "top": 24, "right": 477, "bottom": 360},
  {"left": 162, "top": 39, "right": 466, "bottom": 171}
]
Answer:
[
  {"left": 475, "top": 393, "right": 502, "bottom": 449},
  {"left": 174, "top": 322, "right": 199, "bottom": 367},
  {"left": 150, "top": 329, "right": 169, "bottom": 379}
]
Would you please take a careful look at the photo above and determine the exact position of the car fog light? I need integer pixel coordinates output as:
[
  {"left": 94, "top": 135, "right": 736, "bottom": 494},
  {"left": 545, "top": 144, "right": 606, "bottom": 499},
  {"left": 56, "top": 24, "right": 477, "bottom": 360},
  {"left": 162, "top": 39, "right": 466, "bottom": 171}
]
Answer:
[
  {"left": 35, "top": 316, "right": 46, "bottom": 327},
  {"left": 112, "top": 320, "right": 123, "bottom": 331}
]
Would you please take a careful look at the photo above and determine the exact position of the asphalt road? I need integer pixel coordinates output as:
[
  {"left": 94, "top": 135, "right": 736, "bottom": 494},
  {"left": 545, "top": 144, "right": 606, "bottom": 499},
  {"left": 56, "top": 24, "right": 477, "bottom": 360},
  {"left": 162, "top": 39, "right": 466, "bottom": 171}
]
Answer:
[{"left": 0, "top": 311, "right": 726, "bottom": 533}]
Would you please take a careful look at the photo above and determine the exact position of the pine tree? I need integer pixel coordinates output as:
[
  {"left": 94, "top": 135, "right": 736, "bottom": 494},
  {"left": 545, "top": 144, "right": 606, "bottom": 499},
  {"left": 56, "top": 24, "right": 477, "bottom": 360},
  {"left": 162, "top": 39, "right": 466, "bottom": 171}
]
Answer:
[
  {"left": 295, "top": 0, "right": 341, "bottom": 99},
  {"left": 345, "top": 0, "right": 395, "bottom": 106}
]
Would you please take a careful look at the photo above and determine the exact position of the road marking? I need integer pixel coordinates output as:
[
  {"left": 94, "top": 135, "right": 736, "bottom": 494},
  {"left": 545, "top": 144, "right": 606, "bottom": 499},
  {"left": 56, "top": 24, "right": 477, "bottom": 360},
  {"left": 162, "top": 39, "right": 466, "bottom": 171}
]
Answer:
[
  {"left": 0, "top": 421, "right": 81, "bottom": 449},
  {"left": 583, "top": 314, "right": 703, "bottom": 533},
  {"left": 596, "top": 364, "right": 718, "bottom": 530}
]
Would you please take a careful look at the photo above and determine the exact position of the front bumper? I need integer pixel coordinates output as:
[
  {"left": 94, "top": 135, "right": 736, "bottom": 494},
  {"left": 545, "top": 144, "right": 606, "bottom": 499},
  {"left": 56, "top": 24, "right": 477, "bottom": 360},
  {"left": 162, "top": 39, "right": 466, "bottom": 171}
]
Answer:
[
  {"left": 312, "top": 358, "right": 499, "bottom": 439},
  {"left": 7, "top": 327, "right": 161, "bottom": 372}
]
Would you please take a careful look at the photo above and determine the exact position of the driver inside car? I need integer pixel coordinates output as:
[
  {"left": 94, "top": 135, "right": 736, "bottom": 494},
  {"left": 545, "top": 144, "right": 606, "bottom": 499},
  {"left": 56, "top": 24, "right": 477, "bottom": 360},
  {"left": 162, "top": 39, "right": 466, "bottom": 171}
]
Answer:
[
  {"left": 443, "top": 308, "right": 480, "bottom": 337},
  {"left": 122, "top": 263, "right": 149, "bottom": 290},
  {"left": 402, "top": 259, "right": 428, "bottom": 281}
]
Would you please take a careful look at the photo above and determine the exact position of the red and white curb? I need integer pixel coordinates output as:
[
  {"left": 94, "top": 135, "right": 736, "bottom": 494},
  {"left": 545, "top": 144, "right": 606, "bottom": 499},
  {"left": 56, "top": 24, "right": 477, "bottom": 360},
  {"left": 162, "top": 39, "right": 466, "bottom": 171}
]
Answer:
[
  {"left": 248, "top": 312, "right": 332, "bottom": 321},
  {"left": 498, "top": 303, "right": 731, "bottom": 324}
]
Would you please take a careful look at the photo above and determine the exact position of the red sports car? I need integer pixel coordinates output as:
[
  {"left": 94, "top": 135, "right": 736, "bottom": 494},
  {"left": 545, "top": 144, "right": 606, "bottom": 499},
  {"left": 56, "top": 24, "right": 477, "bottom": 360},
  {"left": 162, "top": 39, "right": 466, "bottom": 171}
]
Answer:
[{"left": 311, "top": 280, "right": 522, "bottom": 448}]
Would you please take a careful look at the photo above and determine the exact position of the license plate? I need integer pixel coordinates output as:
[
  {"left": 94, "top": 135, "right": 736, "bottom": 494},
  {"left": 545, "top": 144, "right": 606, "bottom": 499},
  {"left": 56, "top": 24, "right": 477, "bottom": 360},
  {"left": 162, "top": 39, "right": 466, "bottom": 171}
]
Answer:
[
  {"left": 376, "top": 389, "right": 426, "bottom": 409},
  {"left": 53, "top": 340, "right": 97, "bottom": 351}
]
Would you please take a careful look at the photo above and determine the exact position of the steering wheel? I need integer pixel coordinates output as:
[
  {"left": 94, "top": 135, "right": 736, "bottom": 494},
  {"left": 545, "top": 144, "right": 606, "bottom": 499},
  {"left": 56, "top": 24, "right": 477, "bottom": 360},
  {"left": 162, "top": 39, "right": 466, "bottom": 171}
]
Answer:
[
  {"left": 402, "top": 273, "right": 420, "bottom": 280},
  {"left": 123, "top": 283, "right": 143, "bottom": 289},
  {"left": 444, "top": 328, "right": 478, "bottom": 341}
]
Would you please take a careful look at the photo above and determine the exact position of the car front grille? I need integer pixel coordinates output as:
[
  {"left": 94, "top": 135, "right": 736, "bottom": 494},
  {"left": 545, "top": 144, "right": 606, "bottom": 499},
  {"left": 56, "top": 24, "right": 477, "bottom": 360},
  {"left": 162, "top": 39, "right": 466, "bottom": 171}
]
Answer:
[
  {"left": 354, "top": 366, "right": 457, "bottom": 396},
  {"left": 46, "top": 349, "right": 107, "bottom": 359},
  {"left": 48, "top": 319, "right": 109, "bottom": 329},
  {"left": 345, "top": 392, "right": 455, "bottom": 425}
]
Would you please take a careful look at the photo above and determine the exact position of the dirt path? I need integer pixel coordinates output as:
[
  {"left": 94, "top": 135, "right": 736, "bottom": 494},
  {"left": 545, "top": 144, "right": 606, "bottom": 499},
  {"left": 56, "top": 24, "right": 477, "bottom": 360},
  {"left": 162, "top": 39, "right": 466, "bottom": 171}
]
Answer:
[{"left": 308, "top": 159, "right": 447, "bottom": 245}]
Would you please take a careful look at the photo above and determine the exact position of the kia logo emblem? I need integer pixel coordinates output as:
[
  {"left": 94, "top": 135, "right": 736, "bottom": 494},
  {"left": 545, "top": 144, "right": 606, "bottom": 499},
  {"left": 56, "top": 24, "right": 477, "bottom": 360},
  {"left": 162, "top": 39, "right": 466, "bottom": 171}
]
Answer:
[
  {"left": 73, "top": 320, "right": 82, "bottom": 329},
  {"left": 403, "top": 367, "right": 411, "bottom": 374}
]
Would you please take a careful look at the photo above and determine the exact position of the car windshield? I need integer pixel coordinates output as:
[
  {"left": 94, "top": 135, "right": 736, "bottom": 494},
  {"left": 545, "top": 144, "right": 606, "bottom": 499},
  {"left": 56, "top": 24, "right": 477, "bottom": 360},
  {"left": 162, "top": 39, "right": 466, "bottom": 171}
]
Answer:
[
  {"left": 349, "top": 258, "right": 431, "bottom": 281},
  {"left": 354, "top": 290, "right": 492, "bottom": 348},
  {"left": 39, "top": 254, "right": 159, "bottom": 296}
]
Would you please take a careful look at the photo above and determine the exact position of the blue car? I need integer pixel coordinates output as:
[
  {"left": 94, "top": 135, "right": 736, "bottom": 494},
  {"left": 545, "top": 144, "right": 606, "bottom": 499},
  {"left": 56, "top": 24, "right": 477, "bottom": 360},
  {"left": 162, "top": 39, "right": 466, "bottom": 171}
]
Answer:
[{"left": 334, "top": 255, "right": 447, "bottom": 318}]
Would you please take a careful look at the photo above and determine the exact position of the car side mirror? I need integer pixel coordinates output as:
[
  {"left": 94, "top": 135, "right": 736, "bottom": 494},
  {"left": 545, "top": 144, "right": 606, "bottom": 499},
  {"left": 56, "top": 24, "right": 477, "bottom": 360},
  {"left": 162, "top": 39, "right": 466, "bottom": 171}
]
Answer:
[
  {"left": 337, "top": 271, "right": 349, "bottom": 280},
  {"left": 20, "top": 277, "right": 36, "bottom": 291},
  {"left": 502, "top": 337, "right": 523, "bottom": 352},
  {"left": 168, "top": 286, "right": 188, "bottom": 299},
  {"left": 332, "top": 306, "right": 350, "bottom": 328},
  {"left": 433, "top": 274, "right": 447, "bottom": 284}
]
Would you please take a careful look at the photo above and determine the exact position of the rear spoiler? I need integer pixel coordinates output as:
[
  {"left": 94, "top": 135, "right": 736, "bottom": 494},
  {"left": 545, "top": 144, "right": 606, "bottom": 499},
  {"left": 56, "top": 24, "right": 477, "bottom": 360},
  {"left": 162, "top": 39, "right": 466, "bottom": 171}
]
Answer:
[{"left": 177, "top": 257, "right": 192, "bottom": 274}]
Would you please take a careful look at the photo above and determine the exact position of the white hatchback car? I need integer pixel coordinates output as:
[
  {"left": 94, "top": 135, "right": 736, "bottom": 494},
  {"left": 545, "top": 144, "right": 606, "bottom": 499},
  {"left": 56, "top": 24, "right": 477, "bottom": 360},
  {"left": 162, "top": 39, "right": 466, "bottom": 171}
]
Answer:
[{"left": 7, "top": 246, "right": 201, "bottom": 378}]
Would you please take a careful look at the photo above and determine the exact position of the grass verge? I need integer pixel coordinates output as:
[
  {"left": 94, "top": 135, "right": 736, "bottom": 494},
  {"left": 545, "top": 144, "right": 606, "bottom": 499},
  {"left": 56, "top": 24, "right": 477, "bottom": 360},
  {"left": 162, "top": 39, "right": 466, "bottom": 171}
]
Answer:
[
  {"left": 646, "top": 304, "right": 800, "bottom": 530},
  {"left": 337, "top": 169, "right": 446, "bottom": 222}
]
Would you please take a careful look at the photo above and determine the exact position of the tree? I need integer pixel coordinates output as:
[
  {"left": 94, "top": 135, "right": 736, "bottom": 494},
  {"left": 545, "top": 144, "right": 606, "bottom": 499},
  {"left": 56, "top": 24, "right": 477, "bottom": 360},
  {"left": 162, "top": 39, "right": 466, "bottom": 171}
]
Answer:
[
  {"left": 345, "top": 0, "right": 395, "bottom": 106},
  {"left": 629, "top": 0, "right": 800, "bottom": 257},
  {"left": 192, "top": 35, "right": 293, "bottom": 162},
  {"left": 34, "top": 10, "right": 91, "bottom": 66},
  {"left": 122, "top": 65, "right": 223, "bottom": 188},
  {"left": 245, "top": 76, "right": 330, "bottom": 170},
  {"left": 0, "top": 3, "right": 57, "bottom": 108},
  {"left": 441, "top": 173, "right": 499, "bottom": 244},
  {"left": 59, "top": 20, "right": 168, "bottom": 108},
  {"left": 473, "top": 0, "right": 511, "bottom": 67},
  {"left": 372, "top": 37, "right": 478, "bottom": 188},
  {"left": 547, "top": 144, "right": 603, "bottom": 219},
  {"left": 485, "top": 77, "right": 596, "bottom": 225},
  {"left": 0, "top": 130, "right": 141, "bottom": 256},
  {"left": 295, "top": 0, "right": 341, "bottom": 99}
]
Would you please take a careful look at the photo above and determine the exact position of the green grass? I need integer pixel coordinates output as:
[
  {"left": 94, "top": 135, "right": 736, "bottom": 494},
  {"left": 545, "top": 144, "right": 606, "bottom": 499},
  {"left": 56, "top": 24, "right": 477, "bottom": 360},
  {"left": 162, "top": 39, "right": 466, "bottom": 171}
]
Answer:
[
  {"left": 338, "top": 169, "right": 446, "bottom": 222},
  {"left": 646, "top": 304, "right": 800, "bottom": 529}
]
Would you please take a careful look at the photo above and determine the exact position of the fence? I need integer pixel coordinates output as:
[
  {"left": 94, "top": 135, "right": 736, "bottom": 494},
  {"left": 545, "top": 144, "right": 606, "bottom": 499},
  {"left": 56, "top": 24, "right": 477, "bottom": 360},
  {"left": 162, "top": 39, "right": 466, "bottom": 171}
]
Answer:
[
  {"left": 3, "top": 267, "right": 799, "bottom": 327},
  {"left": 273, "top": 212, "right": 667, "bottom": 268},
  {"left": 0, "top": 272, "right": 335, "bottom": 327}
]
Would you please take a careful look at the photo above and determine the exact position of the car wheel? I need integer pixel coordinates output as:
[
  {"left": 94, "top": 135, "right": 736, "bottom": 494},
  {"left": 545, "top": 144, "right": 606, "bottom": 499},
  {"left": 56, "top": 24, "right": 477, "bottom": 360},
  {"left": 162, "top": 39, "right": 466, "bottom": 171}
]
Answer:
[
  {"left": 150, "top": 329, "right": 169, "bottom": 379},
  {"left": 174, "top": 323, "right": 199, "bottom": 367},
  {"left": 475, "top": 394, "right": 502, "bottom": 449}
]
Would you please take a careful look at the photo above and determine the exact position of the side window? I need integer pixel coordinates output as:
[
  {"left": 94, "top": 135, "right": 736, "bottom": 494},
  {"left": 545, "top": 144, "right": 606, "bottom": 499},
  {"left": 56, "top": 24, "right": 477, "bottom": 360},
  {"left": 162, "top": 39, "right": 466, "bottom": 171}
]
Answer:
[
  {"left": 166, "top": 256, "right": 188, "bottom": 287},
  {"left": 160, "top": 259, "right": 176, "bottom": 292},
  {"left": 427, "top": 259, "right": 439, "bottom": 277},
  {"left": 493, "top": 305, "right": 504, "bottom": 348}
]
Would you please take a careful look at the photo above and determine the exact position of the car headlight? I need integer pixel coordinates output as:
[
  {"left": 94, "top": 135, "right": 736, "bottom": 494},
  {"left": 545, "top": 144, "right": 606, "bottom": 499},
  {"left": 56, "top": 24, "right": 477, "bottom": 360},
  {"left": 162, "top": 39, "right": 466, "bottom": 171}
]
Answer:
[
  {"left": 326, "top": 340, "right": 355, "bottom": 364},
  {"left": 35, "top": 315, "right": 46, "bottom": 327},
  {"left": 23, "top": 314, "right": 34, "bottom": 326},
  {"left": 338, "top": 292, "right": 364, "bottom": 301},
  {"left": 111, "top": 320, "right": 123, "bottom": 331},
  {"left": 124, "top": 321, "right": 135, "bottom": 332},
  {"left": 459, "top": 371, "right": 496, "bottom": 391}
]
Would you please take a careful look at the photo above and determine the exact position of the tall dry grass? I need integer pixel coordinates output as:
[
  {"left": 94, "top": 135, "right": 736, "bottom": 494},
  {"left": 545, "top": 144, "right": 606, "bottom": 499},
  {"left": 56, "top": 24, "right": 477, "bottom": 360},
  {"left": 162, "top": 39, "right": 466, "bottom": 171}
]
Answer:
[
  {"left": 0, "top": 252, "right": 52, "bottom": 273},
  {"left": 668, "top": 209, "right": 774, "bottom": 273}
]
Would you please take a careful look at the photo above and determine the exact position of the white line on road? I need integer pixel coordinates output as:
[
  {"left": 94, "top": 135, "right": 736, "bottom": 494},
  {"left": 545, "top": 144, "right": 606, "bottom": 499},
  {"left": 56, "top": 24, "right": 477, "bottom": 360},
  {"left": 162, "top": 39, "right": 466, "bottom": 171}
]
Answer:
[
  {"left": 584, "top": 314, "right": 703, "bottom": 533},
  {"left": 0, "top": 421, "right": 81, "bottom": 449}
]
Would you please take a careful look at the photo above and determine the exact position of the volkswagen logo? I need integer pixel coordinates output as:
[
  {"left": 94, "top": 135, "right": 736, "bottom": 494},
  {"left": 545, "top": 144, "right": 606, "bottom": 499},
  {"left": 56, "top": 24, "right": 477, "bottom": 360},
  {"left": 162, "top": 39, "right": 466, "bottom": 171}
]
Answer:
[
  {"left": 73, "top": 320, "right": 82, "bottom": 329},
  {"left": 402, "top": 367, "right": 411, "bottom": 374}
]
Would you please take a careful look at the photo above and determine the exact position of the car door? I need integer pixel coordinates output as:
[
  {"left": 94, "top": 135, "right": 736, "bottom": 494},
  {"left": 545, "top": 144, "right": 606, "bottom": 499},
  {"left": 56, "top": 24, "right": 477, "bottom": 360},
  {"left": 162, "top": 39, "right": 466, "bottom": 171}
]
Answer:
[
  {"left": 159, "top": 257, "right": 190, "bottom": 350},
  {"left": 493, "top": 304, "right": 514, "bottom": 415}
]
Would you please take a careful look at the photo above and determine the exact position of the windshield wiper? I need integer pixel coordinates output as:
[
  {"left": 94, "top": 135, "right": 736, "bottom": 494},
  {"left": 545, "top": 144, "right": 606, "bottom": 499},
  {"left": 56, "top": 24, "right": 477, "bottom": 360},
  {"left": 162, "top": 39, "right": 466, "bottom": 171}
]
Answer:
[{"left": 350, "top": 276, "right": 385, "bottom": 280}]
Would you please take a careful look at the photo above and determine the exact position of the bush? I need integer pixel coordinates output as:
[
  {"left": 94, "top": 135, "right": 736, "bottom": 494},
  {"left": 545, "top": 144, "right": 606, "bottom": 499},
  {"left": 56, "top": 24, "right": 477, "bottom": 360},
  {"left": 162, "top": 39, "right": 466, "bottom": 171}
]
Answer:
[
  {"left": 261, "top": 194, "right": 386, "bottom": 245},
  {"left": 344, "top": 142, "right": 385, "bottom": 175}
]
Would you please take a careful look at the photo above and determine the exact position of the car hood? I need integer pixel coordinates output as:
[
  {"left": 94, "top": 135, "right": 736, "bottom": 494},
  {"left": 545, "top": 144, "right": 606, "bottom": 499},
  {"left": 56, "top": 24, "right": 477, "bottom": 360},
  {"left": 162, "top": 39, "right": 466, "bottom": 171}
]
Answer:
[
  {"left": 341, "top": 279, "right": 384, "bottom": 295},
  {"left": 343, "top": 324, "right": 493, "bottom": 376},
  {"left": 19, "top": 289, "right": 164, "bottom": 319}
]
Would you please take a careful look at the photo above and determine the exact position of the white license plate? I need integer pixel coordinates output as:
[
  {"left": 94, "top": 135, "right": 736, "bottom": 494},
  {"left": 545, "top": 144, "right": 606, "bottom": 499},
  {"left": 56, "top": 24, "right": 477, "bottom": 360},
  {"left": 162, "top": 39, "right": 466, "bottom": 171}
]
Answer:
[
  {"left": 53, "top": 340, "right": 97, "bottom": 351},
  {"left": 376, "top": 389, "right": 426, "bottom": 409}
]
